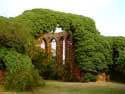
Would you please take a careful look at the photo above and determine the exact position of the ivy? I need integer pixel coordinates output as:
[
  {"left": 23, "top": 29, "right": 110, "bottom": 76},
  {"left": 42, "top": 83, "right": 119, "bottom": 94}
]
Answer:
[
  {"left": 0, "top": 48, "right": 44, "bottom": 91},
  {"left": 14, "top": 8, "right": 98, "bottom": 37},
  {"left": 1, "top": 8, "right": 125, "bottom": 82}
]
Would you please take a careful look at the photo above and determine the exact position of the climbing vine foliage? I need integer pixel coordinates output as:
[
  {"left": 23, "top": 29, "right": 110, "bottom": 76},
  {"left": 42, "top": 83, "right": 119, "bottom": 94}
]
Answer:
[
  {"left": 14, "top": 9, "right": 114, "bottom": 80},
  {"left": 0, "top": 8, "right": 125, "bottom": 83},
  {"left": 14, "top": 8, "right": 97, "bottom": 37}
]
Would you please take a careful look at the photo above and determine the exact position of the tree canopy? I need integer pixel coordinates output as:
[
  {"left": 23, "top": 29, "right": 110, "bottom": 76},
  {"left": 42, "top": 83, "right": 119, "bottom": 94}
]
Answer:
[{"left": 14, "top": 8, "right": 98, "bottom": 37}]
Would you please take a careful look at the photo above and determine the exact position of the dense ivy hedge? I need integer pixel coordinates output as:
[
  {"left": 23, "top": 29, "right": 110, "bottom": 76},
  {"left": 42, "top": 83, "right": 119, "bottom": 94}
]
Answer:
[
  {"left": 14, "top": 8, "right": 125, "bottom": 82},
  {"left": 13, "top": 9, "right": 105, "bottom": 81},
  {"left": 110, "top": 37, "right": 125, "bottom": 82},
  {"left": 0, "top": 48, "right": 44, "bottom": 91},
  {"left": 0, "top": 17, "right": 44, "bottom": 91},
  {"left": 14, "top": 8, "right": 97, "bottom": 37}
]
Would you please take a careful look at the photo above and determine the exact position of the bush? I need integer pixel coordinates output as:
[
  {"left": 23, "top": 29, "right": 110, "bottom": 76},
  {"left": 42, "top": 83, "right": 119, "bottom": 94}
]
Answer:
[
  {"left": 0, "top": 60, "right": 5, "bottom": 70},
  {"left": 0, "top": 20, "right": 34, "bottom": 54},
  {"left": 62, "top": 64, "right": 73, "bottom": 81},
  {"left": 30, "top": 48, "right": 72, "bottom": 81},
  {"left": 83, "top": 72, "right": 97, "bottom": 82},
  {"left": 28, "top": 46, "right": 48, "bottom": 77},
  {"left": 28, "top": 46, "right": 55, "bottom": 79},
  {"left": 38, "top": 58, "right": 56, "bottom": 79},
  {"left": 3, "top": 51, "right": 44, "bottom": 91},
  {"left": 51, "top": 64, "right": 65, "bottom": 80}
]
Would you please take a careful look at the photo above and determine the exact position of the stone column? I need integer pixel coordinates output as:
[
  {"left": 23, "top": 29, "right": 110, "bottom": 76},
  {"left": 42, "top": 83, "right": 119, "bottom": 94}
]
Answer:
[
  {"left": 65, "top": 36, "right": 73, "bottom": 66},
  {"left": 65, "top": 35, "right": 81, "bottom": 81},
  {"left": 56, "top": 39, "right": 63, "bottom": 65},
  {"left": 46, "top": 40, "right": 51, "bottom": 58}
]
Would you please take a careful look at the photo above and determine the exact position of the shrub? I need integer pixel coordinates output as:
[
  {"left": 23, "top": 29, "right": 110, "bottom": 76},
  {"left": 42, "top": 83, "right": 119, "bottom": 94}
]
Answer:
[
  {"left": 3, "top": 51, "right": 44, "bottom": 91},
  {"left": 0, "top": 19, "right": 34, "bottom": 54},
  {"left": 28, "top": 46, "right": 55, "bottom": 79},
  {"left": 83, "top": 72, "right": 97, "bottom": 82},
  {"left": 51, "top": 64, "right": 65, "bottom": 80},
  {"left": 0, "top": 60, "right": 5, "bottom": 70},
  {"left": 28, "top": 46, "right": 48, "bottom": 77},
  {"left": 38, "top": 57, "right": 56, "bottom": 79},
  {"left": 62, "top": 64, "right": 73, "bottom": 81}
]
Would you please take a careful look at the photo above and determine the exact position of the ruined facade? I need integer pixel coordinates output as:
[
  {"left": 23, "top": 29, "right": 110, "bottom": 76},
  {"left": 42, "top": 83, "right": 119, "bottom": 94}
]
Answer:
[{"left": 36, "top": 32, "right": 81, "bottom": 80}]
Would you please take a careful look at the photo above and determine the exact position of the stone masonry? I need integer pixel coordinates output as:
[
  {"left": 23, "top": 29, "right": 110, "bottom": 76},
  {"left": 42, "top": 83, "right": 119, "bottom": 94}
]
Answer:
[{"left": 36, "top": 32, "right": 81, "bottom": 81}]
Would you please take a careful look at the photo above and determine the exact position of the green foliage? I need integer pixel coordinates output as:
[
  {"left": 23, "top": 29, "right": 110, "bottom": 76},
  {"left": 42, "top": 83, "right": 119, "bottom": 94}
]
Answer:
[
  {"left": 36, "top": 57, "right": 56, "bottom": 79},
  {"left": 51, "top": 64, "right": 73, "bottom": 81},
  {"left": 62, "top": 64, "right": 73, "bottom": 81},
  {"left": 14, "top": 8, "right": 99, "bottom": 81},
  {"left": 14, "top": 8, "right": 98, "bottom": 37},
  {"left": 0, "top": 17, "right": 34, "bottom": 54},
  {"left": 28, "top": 46, "right": 48, "bottom": 73},
  {"left": 73, "top": 30, "right": 112, "bottom": 74},
  {"left": 112, "top": 37, "right": 125, "bottom": 65},
  {"left": 110, "top": 37, "right": 125, "bottom": 82},
  {"left": 13, "top": 9, "right": 102, "bottom": 76},
  {"left": 27, "top": 46, "right": 55, "bottom": 79},
  {"left": 0, "top": 48, "right": 8, "bottom": 69},
  {"left": 0, "top": 61, "right": 5, "bottom": 69},
  {"left": 1, "top": 50, "right": 44, "bottom": 91},
  {"left": 0, "top": 16, "right": 44, "bottom": 90},
  {"left": 1, "top": 8, "right": 125, "bottom": 83},
  {"left": 83, "top": 72, "right": 97, "bottom": 82},
  {"left": 29, "top": 46, "right": 72, "bottom": 81},
  {"left": 0, "top": 16, "right": 47, "bottom": 91}
]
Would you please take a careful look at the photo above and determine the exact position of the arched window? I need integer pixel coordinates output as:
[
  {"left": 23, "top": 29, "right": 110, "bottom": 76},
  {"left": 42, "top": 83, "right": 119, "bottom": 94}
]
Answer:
[
  {"left": 62, "top": 39, "right": 65, "bottom": 64},
  {"left": 40, "top": 39, "right": 46, "bottom": 49},
  {"left": 51, "top": 39, "right": 56, "bottom": 57}
]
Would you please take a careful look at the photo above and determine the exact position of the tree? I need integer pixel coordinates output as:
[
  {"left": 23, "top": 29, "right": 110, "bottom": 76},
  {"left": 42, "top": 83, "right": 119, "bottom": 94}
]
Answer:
[
  {"left": 110, "top": 37, "right": 125, "bottom": 82},
  {"left": 0, "top": 17, "right": 34, "bottom": 54},
  {"left": 0, "top": 17, "right": 44, "bottom": 90}
]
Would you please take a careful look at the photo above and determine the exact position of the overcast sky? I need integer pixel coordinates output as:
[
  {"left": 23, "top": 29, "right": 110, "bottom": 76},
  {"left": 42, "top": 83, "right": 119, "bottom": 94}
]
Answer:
[{"left": 0, "top": 0, "right": 125, "bottom": 36}]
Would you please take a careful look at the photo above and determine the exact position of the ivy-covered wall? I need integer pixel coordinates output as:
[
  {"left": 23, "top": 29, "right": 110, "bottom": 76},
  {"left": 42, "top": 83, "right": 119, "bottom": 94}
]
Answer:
[
  {"left": 0, "top": 8, "right": 125, "bottom": 82},
  {"left": 14, "top": 8, "right": 98, "bottom": 37},
  {"left": 14, "top": 8, "right": 110, "bottom": 71},
  {"left": 13, "top": 9, "right": 113, "bottom": 80}
]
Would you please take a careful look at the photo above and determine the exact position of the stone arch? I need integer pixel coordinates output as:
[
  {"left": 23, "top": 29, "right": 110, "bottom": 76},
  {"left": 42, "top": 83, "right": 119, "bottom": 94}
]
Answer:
[
  {"left": 65, "top": 34, "right": 73, "bottom": 64},
  {"left": 59, "top": 36, "right": 65, "bottom": 64},
  {"left": 36, "top": 32, "right": 70, "bottom": 65},
  {"left": 36, "top": 32, "right": 81, "bottom": 81},
  {"left": 51, "top": 38, "right": 57, "bottom": 57}
]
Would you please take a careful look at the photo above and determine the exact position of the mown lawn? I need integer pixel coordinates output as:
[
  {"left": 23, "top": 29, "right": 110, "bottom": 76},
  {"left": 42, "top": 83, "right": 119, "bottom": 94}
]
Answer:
[{"left": 1, "top": 80, "right": 125, "bottom": 94}]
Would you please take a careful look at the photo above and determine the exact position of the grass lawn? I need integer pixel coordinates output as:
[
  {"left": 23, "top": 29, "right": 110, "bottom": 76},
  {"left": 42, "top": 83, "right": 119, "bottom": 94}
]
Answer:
[{"left": 0, "top": 80, "right": 125, "bottom": 94}]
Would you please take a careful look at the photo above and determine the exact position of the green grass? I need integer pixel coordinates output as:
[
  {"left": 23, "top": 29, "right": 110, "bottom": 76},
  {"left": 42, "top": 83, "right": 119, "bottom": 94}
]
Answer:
[
  {"left": 32, "top": 80, "right": 125, "bottom": 94},
  {"left": 1, "top": 80, "right": 125, "bottom": 94}
]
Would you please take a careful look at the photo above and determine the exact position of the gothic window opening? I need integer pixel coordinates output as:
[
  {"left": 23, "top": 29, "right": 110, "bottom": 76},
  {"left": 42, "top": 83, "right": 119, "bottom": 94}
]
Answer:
[
  {"left": 62, "top": 39, "right": 65, "bottom": 64},
  {"left": 51, "top": 39, "right": 56, "bottom": 58},
  {"left": 40, "top": 39, "right": 46, "bottom": 49}
]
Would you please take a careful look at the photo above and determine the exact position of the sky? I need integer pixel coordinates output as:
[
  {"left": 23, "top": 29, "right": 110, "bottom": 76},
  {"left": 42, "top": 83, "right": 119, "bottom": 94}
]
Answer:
[{"left": 0, "top": 0, "right": 125, "bottom": 36}]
